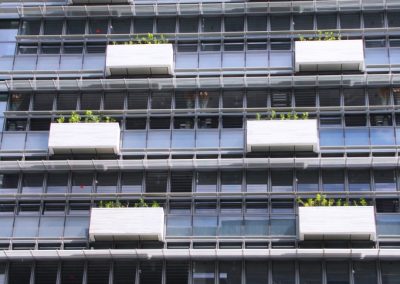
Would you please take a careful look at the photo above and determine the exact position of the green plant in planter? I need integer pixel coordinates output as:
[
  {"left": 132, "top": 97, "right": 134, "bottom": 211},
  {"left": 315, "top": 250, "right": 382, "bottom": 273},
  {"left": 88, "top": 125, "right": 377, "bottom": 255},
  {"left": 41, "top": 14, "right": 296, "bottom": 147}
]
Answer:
[
  {"left": 134, "top": 198, "right": 160, "bottom": 208},
  {"left": 255, "top": 110, "right": 309, "bottom": 121},
  {"left": 297, "top": 193, "right": 367, "bottom": 207},
  {"left": 56, "top": 110, "right": 116, "bottom": 124},
  {"left": 299, "top": 30, "right": 341, "bottom": 41},
  {"left": 98, "top": 200, "right": 125, "bottom": 208},
  {"left": 112, "top": 33, "right": 168, "bottom": 45},
  {"left": 98, "top": 199, "right": 160, "bottom": 208}
]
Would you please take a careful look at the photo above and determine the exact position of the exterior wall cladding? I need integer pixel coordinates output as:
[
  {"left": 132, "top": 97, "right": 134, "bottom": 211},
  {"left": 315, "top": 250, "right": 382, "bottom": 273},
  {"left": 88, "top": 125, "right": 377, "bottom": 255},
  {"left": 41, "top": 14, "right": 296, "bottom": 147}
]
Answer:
[{"left": 3, "top": 0, "right": 400, "bottom": 283}]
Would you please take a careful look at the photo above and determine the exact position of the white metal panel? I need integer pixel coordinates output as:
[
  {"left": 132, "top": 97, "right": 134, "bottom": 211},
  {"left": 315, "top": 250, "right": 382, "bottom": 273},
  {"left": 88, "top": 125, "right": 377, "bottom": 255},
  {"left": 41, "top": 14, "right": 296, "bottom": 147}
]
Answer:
[
  {"left": 298, "top": 206, "right": 376, "bottom": 241},
  {"left": 48, "top": 123, "right": 120, "bottom": 155},
  {"left": 295, "top": 40, "right": 365, "bottom": 72},
  {"left": 106, "top": 44, "right": 174, "bottom": 76},
  {"left": 246, "top": 119, "right": 319, "bottom": 152},
  {"left": 89, "top": 208, "right": 165, "bottom": 242}
]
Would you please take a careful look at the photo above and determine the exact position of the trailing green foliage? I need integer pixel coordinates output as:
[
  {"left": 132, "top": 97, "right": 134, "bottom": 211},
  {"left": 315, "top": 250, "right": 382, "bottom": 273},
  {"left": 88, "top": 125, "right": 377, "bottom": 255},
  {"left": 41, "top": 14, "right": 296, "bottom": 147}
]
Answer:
[
  {"left": 56, "top": 110, "right": 116, "bottom": 124},
  {"left": 112, "top": 33, "right": 168, "bottom": 45},
  {"left": 297, "top": 193, "right": 368, "bottom": 207},
  {"left": 299, "top": 31, "right": 341, "bottom": 41},
  {"left": 255, "top": 110, "right": 309, "bottom": 120},
  {"left": 98, "top": 198, "right": 160, "bottom": 208}
]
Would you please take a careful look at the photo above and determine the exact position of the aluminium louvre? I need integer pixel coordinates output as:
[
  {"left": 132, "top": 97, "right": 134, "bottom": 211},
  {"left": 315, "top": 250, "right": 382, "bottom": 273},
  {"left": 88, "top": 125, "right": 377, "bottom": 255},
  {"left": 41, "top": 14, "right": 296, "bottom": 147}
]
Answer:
[
  {"left": 4, "top": 74, "right": 400, "bottom": 91},
  {"left": 1, "top": 248, "right": 400, "bottom": 261},
  {"left": 0, "top": 156, "right": 399, "bottom": 172}
]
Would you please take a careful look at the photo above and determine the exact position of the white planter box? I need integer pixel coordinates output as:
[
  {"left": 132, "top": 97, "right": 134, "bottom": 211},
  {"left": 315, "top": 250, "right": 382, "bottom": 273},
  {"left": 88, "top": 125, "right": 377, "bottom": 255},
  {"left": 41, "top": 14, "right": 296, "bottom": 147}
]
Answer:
[
  {"left": 89, "top": 208, "right": 165, "bottom": 241},
  {"left": 295, "top": 40, "right": 365, "bottom": 72},
  {"left": 106, "top": 44, "right": 174, "bottom": 76},
  {"left": 246, "top": 119, "right": 319, "bottom": 152},
  {"left": 299, "top": 206, "right": 376, "bottom": 241},
  {"left": 48, "top": 123, "right": 120, "bottom": 154}
]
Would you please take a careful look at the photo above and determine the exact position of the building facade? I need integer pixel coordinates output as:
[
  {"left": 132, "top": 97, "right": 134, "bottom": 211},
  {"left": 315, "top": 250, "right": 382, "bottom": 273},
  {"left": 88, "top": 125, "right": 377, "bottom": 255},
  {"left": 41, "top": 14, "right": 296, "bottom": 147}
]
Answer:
[{"left": 0, "top": 0, "right": 400, "bottom": 283}]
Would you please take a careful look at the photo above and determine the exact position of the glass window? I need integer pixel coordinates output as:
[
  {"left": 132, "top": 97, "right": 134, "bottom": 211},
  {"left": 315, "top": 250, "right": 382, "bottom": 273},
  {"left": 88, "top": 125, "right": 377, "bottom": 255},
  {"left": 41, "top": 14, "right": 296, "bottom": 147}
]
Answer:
[
  {"left": 121, "top": 172, "right": 142, "bottom": 193},
  {"left": 57, "top": 93, "right": 78, "bottom": 110},
  {"left": 151, "top": 92, "right": 171, "bottom": 109},
  {"left": 157, "top": 18, "right": 176, "bottom": 33},
  {"left": 38, "top": 216, "right": 64, "bottom": 238},
  {"left": 89, "top": 19, "right": 108, "bottom": 34},
  {"left": 47, "top": 173, "right": 68, "bottom": 193},
  {"left": 193, "top": 215, "right": 217, "bottom": 236},
  {"left": 33, "top": 93, "right": 54, "bottom": 110},
  {"left": 297, "top": 170, "right": 319, "bottom": 192},
  {"left": 299, "top": 261, "right": 322, "bottom": 284},
  {"left": 248, "top": 16, "right": 267, "bottom": 31},
  {"left": 22, "top": 173, "right": 44, "bottom": 194},
  {"left": 388, "top": 12, "right": 400, "bottom": 27},
  {"left": 0, "top": 216, "right": 14, "bottom": 237},
  {"left": 225, "top": 16, "right": 244, "bottom": 32},
  {"left": 271, "top": 170, "right": 293, "bottom": 192},
  {"left": 377, "top": 214, "right": 400, "bottom": 235},
  {"left": 219, "top": 215, "right": 242, "bottom": 235},
  {"left": 322, "top": 170, "right": 345, "bottom": 191},
  {"left": 326, "top": 262, "right": 349, "bottom": 284},
  {"left": 196, "top": 171, "right": 217, "bottom": 192},
  {"left": 201, "top": 17, "right": 221, "bottom": 32},
  {"left": 270, "top": 217, "right": 295, "bottom": 235},
  {"left": 244, "top": 216, "right": 268, "bottom": 236},
  {"left": 0, "top": 20, "right": 18, "bottom": 41},
  {"left": 193, "top": 262, "right": 214, "bottom": 284},
  {"left": 171, "top": 171, "right": 193, "bottom": 192},
  {"left": 221, "top": 171, "right": 242, "bottom": 192},
  {"left": 340, "top": 13, "right": 361, "bottom": 29},
  {"left": 0, "top": 174, "right": 19, "bottom": 194},
  {"left": 245, "top": 261, "right": 268, "bottom": 284},
  {"left": 21, "top": 20, "right": 41, "bottom": 35},
  {"left": 104, "top": 92, "right": 124, "bottom": 110},
  {"left": 8, "top": 262, "right": 32, "bottom": 284},
  {"left": 198, "top": 91, "right": 219, "bottom": 109},
  {"left": 271, "top": 91, "right": 291, "bottom": 107},
  {"left": 61, "top": 261, "right": 84, "bottom": 284},
  {"left": 13, "top": 216, "right": 39, "bottom": 237},
  {"left": 368, "top": 87, "right": 391, "bottom": 105},
  {"left": 9, "top": 93, "right": 30, "bottom": 111},
  {"left": 317, "top": 14, "right": 337, "bottom": 29},
  {"left": 127, "top": 92, "right": 148, "bottom": 109},
  {"left": 81, "top": 93, "right": 101, "bottom": 110},
  {"left": 43, "top": 20, "right": 63, "bottom": 35},
  {"left": 272, "top": 261, "right": 295, "bottom": 284},
  {"left": 270, "top": 15, "right": 290, "bottom": 31},
  {"left": 134, "top": 18, "right": 153, "bottom": 33},
  {"left": 146, "top": 172, "right": 167, "bottom": 193},
  {"left": 167, "top": 215, "right": 191, "bottom": 236},
  {"left": 139, "top": 262, "right": 162, "bottom": 284},
  {"left": 35, "top": 261, "right": 58, "bottom": 284},
  {"left": 348, "top": 170, "right": 371, "bottom": 191},
  {"left": 219, "top": 261, "right": 241, "bottom": 284},
  {"left": 222, "top": 91, "right": 243, "bottom": 108},
  {"left": 353, "top": 262, "right": 377, "bottom": 284},
  {"left": 294, "top": 89, "right": 316, "bottom": 107},
  {"left": 179, "top": 17, "right": 198, "bottom": 33},
  {"left": 293, "top": 15, "right": 314, "bottom": 30},
  {"left": 66, "top": 19, "right": 86, "bottom": 35},
  {"left": 319, "top": 89, "right": 341, "bottom": 107},
  {"left": 364, "top": 12, "right": 384, "bottom": 28},
  {"left": 175, "top": 91, "right": 195, "bottom": 109},
  {"left": 344, "top": 88, "right": 365, "bottom": 106},
  {"left": 64, "top": 216, "right": 89, "bottom": 238},
  {"left": 87, "top": 261, "right": 110, "bottom": 284},
  {"left": 374, "top": 170, "right": 397, "bottom": 191},
  {"left": 381, "top": 261, "right": 400, "bottom": 284},
  {"left": 114, "top": 261, "right": 136, "bottom": 284},
  {"left": 71, "top": 173, "right": 93, "bottom": 193},
  {"left": 96, "top": 172, "right": 118, "bottom": 193},
  {"left": 110, "top": 18, "right": 131, "bottom": 34},
  {"left": 246, "top": 170, "right": 267, "bottom": 192}
]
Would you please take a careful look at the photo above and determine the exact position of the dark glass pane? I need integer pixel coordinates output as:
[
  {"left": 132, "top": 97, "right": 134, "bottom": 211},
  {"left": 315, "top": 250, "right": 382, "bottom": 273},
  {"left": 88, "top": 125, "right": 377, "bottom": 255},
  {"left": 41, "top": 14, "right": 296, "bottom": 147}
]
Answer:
[{"left": 61, "top": 261, "right": 84, "bottom": 284}]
